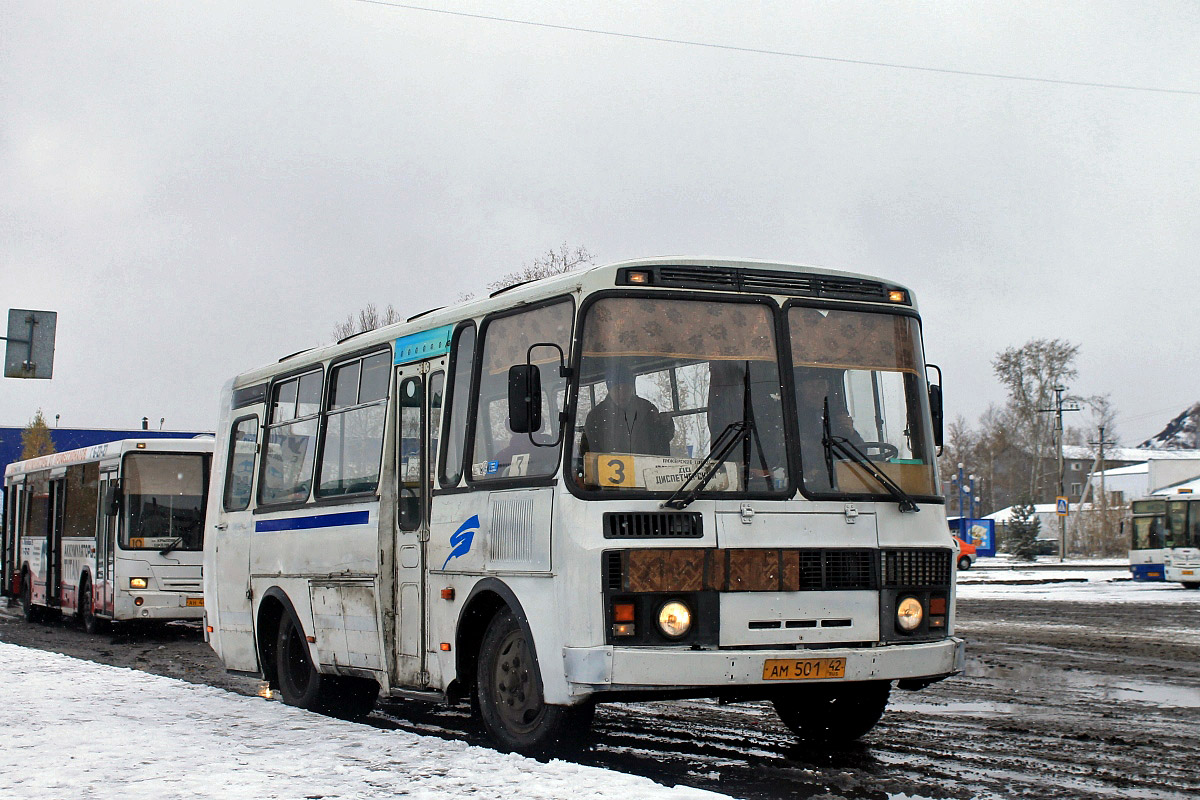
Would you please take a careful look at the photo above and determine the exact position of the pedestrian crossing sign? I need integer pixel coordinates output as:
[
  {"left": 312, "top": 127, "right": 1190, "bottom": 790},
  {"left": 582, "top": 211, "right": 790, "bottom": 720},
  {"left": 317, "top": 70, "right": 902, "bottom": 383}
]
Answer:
[{"left": 1056, "top": 496, "right": 1069, "bottom": 516}]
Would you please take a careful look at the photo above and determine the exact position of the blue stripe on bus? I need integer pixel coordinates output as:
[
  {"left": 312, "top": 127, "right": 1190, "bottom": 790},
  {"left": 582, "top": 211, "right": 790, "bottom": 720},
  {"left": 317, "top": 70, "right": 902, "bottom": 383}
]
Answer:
[
  {"left": 254, "top": 510, "right": 370, "bottom": 533},
  {"left": 394, "top": 324, "right": 454, "bottom": 365}
]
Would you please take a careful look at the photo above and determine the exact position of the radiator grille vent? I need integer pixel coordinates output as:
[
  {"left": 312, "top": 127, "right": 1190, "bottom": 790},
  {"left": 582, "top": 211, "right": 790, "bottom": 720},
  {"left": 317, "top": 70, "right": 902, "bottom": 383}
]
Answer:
[
  {"left": 881, "top": 549, "right": 952, "bottom": 588},
  {"left": 604, "top": 512, "right": 703, "bottom": 539},
  {"left": 605, "top": 551, "right": 624, "bottom": 592},
  {"left": 824, "top": 550, "right": 877, "bottom": 589}
]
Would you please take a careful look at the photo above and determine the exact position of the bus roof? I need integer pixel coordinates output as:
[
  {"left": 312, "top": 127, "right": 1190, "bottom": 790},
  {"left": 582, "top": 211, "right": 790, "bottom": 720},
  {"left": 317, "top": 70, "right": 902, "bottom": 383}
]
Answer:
[
  {"left": 4, "top": 437, "right": 214, "bottom": 480},
  {"left": 228, "top": 257, "right": 918, "bottom": 390}
]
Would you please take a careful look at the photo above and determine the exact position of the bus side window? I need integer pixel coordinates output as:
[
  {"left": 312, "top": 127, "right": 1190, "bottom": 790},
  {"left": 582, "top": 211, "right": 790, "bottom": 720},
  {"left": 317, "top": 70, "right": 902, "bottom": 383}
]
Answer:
[
  {"left": 224, "top": 417, "right": 259, "bottom": 512},
  {"left": 260, "top": 368, "right": 323, "bottom": 506},
  {"left": 470, "top": 299, "right": 573, "bottom": 482},
  {"left": 439, "top": 323, "right": 476, "bottom": 488},
  {"left": 316, "top": 350, "right": 390, "bottom": 498}
]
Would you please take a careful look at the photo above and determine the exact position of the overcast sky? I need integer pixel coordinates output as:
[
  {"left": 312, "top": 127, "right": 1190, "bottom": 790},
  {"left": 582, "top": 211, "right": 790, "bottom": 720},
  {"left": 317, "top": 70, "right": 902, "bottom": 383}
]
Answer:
[{"left": 2, "top": 1, "right": 1197, "bottom": 445}]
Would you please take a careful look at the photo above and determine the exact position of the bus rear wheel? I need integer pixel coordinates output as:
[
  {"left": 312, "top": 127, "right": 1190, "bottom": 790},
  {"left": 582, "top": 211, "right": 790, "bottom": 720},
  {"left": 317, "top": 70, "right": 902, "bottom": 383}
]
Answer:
[
  {"left": 20, "top": 573, "right": 41, "bottom": 623},
  {"left": 475, "top": 608, "right": 593, "bottom": 755},
  {"left": 275, "top": 613, "right": 377, "bottom": 719},
  {"left": 772, "top": 680, "right": 891, "bottom": 743}
]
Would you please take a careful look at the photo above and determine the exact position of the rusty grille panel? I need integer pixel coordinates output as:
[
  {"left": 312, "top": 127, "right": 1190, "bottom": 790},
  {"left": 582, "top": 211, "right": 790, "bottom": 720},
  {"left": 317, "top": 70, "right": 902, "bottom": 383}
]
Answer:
[
  {"left": 881, "top": 549, "right": 953, "bottom": 588},
  {"left": 607, "top": 548, "right": 880, "bottom": 593}
]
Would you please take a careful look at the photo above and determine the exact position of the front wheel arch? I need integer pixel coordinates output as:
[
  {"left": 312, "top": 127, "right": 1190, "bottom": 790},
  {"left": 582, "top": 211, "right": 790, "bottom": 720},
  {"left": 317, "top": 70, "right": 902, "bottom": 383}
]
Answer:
[{"left": 451, "top": 579, "right": 535, "bottom": 704}]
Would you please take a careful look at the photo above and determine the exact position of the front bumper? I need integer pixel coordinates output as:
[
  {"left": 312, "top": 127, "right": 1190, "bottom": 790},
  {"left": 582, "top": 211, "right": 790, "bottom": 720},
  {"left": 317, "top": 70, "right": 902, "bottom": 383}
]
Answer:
[
  {"left": 115, "top": 591, "right": 206, "bottom": 621},
  {"left": 563, "top": 636, "right": 965, "bottom": 693}
]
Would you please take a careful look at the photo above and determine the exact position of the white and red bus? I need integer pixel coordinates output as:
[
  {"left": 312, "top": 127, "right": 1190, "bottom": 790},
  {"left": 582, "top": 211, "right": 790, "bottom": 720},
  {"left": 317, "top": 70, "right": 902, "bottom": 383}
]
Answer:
[
  {"left": 3, "top": 438, "right": 213, "bottom": 631},
  {"left": 204, "top": 258, "right": 963, "bottom": 753}
]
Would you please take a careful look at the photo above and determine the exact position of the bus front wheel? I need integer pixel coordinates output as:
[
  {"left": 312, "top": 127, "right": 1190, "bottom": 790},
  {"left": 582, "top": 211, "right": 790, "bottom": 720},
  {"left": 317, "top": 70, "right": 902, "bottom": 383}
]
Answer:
[
  {"left": 476, "top": 608, "right": 593, "bottom": 754},
  {"left": 772, "top": 680, "right": 891, "bottom": 743},
  {"left": 79, "top": 577, "right": 104, "bottom": 634}
]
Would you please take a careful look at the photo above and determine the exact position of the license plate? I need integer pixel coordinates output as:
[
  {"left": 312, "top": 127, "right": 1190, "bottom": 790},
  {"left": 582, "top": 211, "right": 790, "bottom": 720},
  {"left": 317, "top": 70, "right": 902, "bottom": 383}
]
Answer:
[
  {"left": 763, "top": 657, "right": 846, "bottom": 681},
  {"left": 185, "top": 597, "right": 204, "bottom": 607}
]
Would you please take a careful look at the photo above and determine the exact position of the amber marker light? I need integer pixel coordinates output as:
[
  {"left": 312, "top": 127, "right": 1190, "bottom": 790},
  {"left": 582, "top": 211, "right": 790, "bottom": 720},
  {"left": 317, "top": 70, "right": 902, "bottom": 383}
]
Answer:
[
  {"left": 440, "top": 587, "right": 455, "bottom": 600},
  {"left": 626, "top": 270, "right": 651, "bottom": 284},
  {"left": 206, "top": 626, "right": 214, "bottom": 633},
  {"left": 613, "top": 602, "right": 635, "bottom": 623},
  {"left": 929, "top": 596, "right": 947, "bottom": 615},
  {"left": 129, "top": 577, "right": 148, "bottom": 589},
  {"left": 440, "top": 643, "right": 452, "bottom": 651},
  {"left": 888, "top": 289, "right": 908, "bottom": 303}
]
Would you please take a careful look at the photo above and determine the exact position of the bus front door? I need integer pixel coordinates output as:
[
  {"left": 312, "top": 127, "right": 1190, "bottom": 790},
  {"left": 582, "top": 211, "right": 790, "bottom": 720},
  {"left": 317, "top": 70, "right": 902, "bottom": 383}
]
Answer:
[
  {"left": 97, "top": 474, "right": 116, "bottom": 615},
  {"left": 393, "top": 361, "right": 444, "bottom": 687},
  {"left": 47, "top": 477, "right": 65, "bottom": 607}
]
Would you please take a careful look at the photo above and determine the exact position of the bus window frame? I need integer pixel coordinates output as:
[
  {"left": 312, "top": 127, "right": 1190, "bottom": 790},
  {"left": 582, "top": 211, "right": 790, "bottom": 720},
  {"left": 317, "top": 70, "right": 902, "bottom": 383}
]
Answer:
[
  {"left": 255, "top": 363, "right": 327, "bottom": 512},
  {"left": 564, "top": 288, "right": 796, "bottom": 503},
  {"left": 782, "top": 297, "right": 944, "bottom": 507},
  {"left": 437, "top": 321, "right": 478, "bottom": 492},
  {"left": 222, "top": 414, "right": 261, "bottom": 513},
  {"left": 312, "top": 345, "right": 392, "bottom": 501},
  {"left": 463, "top": 294, "right": 576, "bottom": 492}
]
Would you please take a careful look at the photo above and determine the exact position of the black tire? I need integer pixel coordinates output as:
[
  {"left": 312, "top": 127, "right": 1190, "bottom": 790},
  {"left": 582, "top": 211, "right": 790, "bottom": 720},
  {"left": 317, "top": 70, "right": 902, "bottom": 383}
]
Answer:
[
  {"left": 79, "top": 578, "right": 107, "bottom": 634},
  {"left": 476, "top": 607, "right": 594, "bottom": 755},
  {"left": 958, "top": 556, "right": 971, "bottom": 571},
  {"left": 275, "top": 613, "right": 377, "bottom": 719},
  {"left": 773, "top": 680, "right": 891, "bottom": 743},
  {"left": 20, "top": 573, "right": 41, "bottom": 623},
  {"left": 1182, "top": 582, "right": 1200, "bottom": 590}
]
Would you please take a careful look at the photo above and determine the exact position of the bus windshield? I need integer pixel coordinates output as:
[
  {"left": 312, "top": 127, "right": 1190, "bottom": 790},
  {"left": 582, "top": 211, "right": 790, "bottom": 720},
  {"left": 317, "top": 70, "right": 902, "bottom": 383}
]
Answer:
[
  {"left": 572, "top": 297, "right": 789, "bottom": 495},
  {"left": 787, "top": 306, "right": 938, "bottom": 499},
  {"left": 122, "top": 453, "right": 209, "bottom": 551}
]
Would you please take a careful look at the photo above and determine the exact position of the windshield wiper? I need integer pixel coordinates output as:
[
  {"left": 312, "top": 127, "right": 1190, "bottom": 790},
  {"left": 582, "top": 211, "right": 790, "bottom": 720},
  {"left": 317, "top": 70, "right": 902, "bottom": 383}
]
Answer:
[
  {"left": 823, "top": 432, "right": 920, "bottom": 513},
  {"left": 662, "top": 421, "right": 747, "bottom": 510},
  {"left": 158, "top": 537, "right": 183, "bottom": 556}
]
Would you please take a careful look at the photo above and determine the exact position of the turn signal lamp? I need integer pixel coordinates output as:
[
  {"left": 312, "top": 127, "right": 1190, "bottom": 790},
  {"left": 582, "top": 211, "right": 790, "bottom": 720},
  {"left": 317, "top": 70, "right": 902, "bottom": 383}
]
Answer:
[
  {"left": 129, "top": 577, "right": 148, "bottom": 589},
  {"left": 929, "top": 596, "right": 947, "bottom": 615},
  {"left": 626, "top": 270, "right": 651, "bottom": 285},
  {"left": 440, "top": 587, "right": 455, "bottom": 600},
  {"left": 612, "top": 623, "right": 636, "bottom": 637},
  {"left": 613, "top": 602, "right": 635, "bottom": 623},
  {"left": 440, "top": 642, "right": 452, "bottom": 651},
  {"left": 888, "top": 289, "right": 908, "bottom": 304}
]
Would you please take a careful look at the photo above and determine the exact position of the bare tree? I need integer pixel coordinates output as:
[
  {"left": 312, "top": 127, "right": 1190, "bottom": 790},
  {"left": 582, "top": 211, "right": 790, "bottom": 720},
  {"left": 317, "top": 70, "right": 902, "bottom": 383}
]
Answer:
[
  {"left": 332, "top": 303, "right": 401, "bottom": 342},
  {"left": 992, "top": 338, "right": 1081, "bottom": 501},
  {"left": 485, "top": 243, "right": 595, "bottom": 294}
]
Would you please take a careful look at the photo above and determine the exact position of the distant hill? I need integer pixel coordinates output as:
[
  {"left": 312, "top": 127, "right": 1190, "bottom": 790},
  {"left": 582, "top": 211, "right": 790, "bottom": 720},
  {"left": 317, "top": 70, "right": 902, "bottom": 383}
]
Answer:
[{"left": 1140, "top": 403, "right": 1200, "bottom": 449}]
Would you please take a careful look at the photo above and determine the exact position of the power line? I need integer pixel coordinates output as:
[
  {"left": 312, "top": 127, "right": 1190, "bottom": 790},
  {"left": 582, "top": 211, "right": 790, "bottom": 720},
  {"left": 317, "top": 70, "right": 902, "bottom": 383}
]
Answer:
[{"left": 354, "top": 1, "right": 1200, "bottom": 97}]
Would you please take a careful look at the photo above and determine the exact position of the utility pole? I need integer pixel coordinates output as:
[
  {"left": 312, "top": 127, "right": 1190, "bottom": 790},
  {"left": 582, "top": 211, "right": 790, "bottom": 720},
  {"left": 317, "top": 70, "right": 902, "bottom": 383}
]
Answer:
[
  {"left": 1088, "top": 424, "right": 1119, "bottom": 549},
  {"left": 1039, "top": 386, "right": 1082, "bottom": 562}
]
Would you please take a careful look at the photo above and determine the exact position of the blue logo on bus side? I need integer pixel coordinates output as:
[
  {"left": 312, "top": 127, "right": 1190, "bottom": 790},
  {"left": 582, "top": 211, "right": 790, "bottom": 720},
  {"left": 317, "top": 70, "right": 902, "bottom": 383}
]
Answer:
[{"left": 442, "top": 515, "right": 480, "bottom": 570}]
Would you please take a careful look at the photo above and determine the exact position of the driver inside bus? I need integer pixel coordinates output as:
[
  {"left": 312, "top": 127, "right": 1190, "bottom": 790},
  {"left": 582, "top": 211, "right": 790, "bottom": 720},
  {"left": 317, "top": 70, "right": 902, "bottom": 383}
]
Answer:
[
  {"left": 796, "top": 368, "right": 865, "bottom": 489},
  {"left": 582, "top": 364, "right": 675, "bottom": 456}
]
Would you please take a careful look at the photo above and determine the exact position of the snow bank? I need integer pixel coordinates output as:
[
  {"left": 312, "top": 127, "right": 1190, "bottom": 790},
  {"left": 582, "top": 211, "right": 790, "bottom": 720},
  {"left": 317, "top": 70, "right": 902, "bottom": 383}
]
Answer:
[{"left": 0, "top": 642, "right": 726, "bottom": 800}]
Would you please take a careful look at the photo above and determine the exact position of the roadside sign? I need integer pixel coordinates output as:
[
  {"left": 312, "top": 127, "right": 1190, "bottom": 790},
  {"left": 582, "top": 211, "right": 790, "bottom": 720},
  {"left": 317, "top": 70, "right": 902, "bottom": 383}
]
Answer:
[
  {"left": 4, "top": 309, "right": 57, "bottom": 379},
  {"left": 1056, "top": 496, "right": 1069, "bottom": 516}
]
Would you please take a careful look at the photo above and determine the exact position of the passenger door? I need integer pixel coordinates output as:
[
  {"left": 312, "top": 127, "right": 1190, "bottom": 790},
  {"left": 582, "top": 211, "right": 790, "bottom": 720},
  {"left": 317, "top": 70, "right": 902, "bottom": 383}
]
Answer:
[
  {"left": 96, "top": 472, "right": 117, "bottom": 614},
  {"left": 393, "top": 359, "right": 445, "bottom": 686}
]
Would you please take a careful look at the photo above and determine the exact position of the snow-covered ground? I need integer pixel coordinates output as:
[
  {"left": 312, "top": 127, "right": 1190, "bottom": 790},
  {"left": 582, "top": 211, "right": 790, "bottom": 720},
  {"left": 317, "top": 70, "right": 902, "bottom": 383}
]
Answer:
[
  {"left": 0, "top": 641, "right": 733, "bottom": 800},
  {"left": 958, "top": 557, "right": 1200, "bottom": 605}
]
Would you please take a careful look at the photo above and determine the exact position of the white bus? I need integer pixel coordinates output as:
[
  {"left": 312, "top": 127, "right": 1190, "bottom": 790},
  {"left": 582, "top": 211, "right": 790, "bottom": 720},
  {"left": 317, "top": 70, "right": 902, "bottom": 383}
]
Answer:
[
  {"left": 1128, "top": 498, "right": 1167, "bottom": 581},
  {"left": 204, "top": 258, "right": 963, "bottom": 753},
  {"left": 4, "top": 438, "right": 213, "bottom": 631},
  {"left": 1161, "top": 494, "right": 1200, "bottom": 589}
]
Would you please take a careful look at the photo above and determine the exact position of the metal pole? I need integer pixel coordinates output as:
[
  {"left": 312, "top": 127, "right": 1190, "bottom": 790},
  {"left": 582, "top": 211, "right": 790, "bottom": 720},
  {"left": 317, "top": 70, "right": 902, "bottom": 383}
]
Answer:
[{"left": 1056, "top": 387, "right": 1066, "bottom": 562}]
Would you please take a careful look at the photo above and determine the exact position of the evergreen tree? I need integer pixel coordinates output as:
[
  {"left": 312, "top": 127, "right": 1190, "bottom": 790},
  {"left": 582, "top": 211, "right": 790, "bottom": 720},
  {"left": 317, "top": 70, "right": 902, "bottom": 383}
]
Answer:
[
  {"left": 20, "top": 409, "right": 56, "bottom": 459},
  {"left": 1008, "top": 501, "right": 1041, "bottom": 561}
]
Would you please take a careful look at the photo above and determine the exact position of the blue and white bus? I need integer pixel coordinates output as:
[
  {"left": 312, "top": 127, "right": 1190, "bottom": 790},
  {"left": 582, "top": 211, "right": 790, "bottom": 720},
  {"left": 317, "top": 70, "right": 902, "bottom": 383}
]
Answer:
[
  {"left": 203, "top": 257, "right": 963, "bottom": 753},
  {"left": 1128, "top": 498, "right": 1167, "bottom": 581}
]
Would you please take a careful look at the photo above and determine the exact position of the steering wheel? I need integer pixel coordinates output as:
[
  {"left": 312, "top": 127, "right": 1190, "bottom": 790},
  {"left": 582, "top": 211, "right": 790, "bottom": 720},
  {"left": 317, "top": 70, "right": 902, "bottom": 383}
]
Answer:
[{"left": 861, "top": 441, "right": 899, "bottom": 460}]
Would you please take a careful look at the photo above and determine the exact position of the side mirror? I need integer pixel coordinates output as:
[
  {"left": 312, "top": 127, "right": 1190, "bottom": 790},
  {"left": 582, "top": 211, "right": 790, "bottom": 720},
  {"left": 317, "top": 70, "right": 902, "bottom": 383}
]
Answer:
[
  {"left": 508, "top": 364, "right": 542, "bottom": 434},
  {"left": 104, "top": 482, "right": 123, "bottom": 517},
  {"left": 928, "top": 383, "right": 944, "bottom": 449}
]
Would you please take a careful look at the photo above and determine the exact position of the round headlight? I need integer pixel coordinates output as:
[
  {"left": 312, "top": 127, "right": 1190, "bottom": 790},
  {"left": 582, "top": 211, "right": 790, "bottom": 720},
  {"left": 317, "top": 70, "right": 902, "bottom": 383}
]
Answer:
[
  {"left": 896, "top": 596, "right": 924, "bottom": 632},
  {"left": 657, "top": 600, "right": 692, "bottom": 639}
]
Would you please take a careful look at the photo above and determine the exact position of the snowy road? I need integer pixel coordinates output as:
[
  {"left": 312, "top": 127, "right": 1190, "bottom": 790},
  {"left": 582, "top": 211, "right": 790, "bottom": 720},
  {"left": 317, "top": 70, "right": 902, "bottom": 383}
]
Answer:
[{"left": 2, "top": 564, "right": 1199, "bottom": 799}]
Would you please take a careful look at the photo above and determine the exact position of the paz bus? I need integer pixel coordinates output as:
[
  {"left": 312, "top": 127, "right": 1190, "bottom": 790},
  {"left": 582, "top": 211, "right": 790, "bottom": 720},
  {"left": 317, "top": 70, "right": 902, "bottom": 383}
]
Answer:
[
  {"left": 1128, "top": 498, "right": 1167, "bottom": 581},
  {"left": 3, "top": 438, "right": 213, "bottom": 631},
  {"left": 203, "top": 257, "right": 963, "bottom": 753}
]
